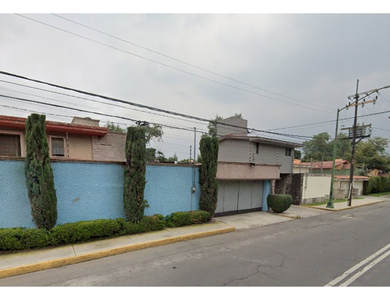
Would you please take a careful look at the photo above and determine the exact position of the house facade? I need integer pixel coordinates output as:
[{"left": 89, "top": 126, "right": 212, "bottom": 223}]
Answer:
[
  {"left": 0, "top": 115, "right": 126, "bottom": 162},
  {"left": 214, "top": 117, "right": 302, "bottom": 215}
]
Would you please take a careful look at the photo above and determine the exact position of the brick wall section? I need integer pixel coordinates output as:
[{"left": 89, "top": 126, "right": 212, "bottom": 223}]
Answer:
[{"left": 92, "top": 132, "right": 126, "bottom": 162}]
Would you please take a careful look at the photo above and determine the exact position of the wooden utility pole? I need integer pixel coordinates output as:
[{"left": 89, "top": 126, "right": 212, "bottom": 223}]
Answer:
[{"left": 345, "top": 81, "right": 388, "bottom": 206}]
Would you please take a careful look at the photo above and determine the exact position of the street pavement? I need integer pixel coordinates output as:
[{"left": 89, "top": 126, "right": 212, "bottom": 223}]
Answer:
[{"left": 0, "top": 195, "right": 386, "bottom": 280}]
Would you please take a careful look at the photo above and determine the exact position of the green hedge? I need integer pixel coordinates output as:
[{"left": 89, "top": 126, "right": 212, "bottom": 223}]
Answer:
[
  {"left": 165, "top": 211, "right": 211, "bottom": 227},
  {"left": 365, "top": 176, "right": 390, "bottom": 194},
  {"left": 0, "top": 211, "right": 210, "bottom": 252},
  {"left": 267, "top": 194, "right": 293, "bottom": 213}
]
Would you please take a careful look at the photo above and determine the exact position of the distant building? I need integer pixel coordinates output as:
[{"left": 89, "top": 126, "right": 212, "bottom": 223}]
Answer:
[{"left": 293, "top": 159, "right": 350, "bottom": 173}]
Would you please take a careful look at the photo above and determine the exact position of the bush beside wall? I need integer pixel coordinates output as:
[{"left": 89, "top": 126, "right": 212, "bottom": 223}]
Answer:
[
  {"left": 267, "top": 194, "right": 293, "bottom": 213},
  {"left": 365, "top": 176, "right": 390, "bottom": 194},
  {"left": 0, "top": 211, "right": 210, "bottom": 252},
  {"left": 166, "top": 211, "right": 211, "bottom": 227}
]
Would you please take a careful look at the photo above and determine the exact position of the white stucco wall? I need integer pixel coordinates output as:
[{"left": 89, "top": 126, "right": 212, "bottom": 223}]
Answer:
[{"left": 302, "top": 174, "right": 331, "bottom": 204}]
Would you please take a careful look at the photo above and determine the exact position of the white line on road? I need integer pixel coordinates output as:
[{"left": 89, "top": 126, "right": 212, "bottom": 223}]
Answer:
[{"left": 325, "top": 241, "right": 390, "bottom": 287}]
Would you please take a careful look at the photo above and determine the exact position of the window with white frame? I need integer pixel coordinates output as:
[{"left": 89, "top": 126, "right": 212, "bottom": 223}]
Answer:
[
  {"left": 285, "top": 148, "right": 292, "bottom": 157},
  {"left": 50, "top": 136, "right": 66, "bottom": 157},
  {"left": 0, "top": 132, "right": 22, "bottom": 157}
]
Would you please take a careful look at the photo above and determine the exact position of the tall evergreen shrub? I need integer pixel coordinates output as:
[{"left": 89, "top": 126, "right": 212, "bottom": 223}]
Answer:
[
  {"left": 123, "top": 126, "right": 148, "bottom": 223},
  {"left": 25, "top": 114, "right": 57, "bottom": 230},
  {"left": 199, "top": 135, "right": 219, "bottom": 218}
]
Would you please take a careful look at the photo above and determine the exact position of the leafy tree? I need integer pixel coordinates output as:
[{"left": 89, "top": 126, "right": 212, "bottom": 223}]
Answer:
[
  {"left": 199, "top": 135, "right": 219, "bottom": 218},
  {"left": 167, "top": 154, "right": 178, "bottom": 162},
  {"left": 146, "top": 147, "right": 157, "bottom": 163},
  {"left": 355, "top": 137, "right": 390, "bottom": 171},
  {"left": 208, "top": 115, "right": 223, "bottom": 137},
  {"left": 294, "top": 150, "right": 302, "bottom": 160},
  {"left": 144, "top": 124, "right": 163, "bottom": 143},
  {"left": 106, "top": 121, "right": 163, "bottom": 143},
  {"left": 303, "top": 132, "right": 333, "bottom": 161},
  {"left": 331, "top": 133, "right": 352, "bottom": 161},
  {"left": 123, "top": 126, "right": 148, "bottom": 223},
  {"left": 106, "top": 121, "right": 125, "bottom": 133},
  {"left": 25, "top": 114, "right": 57, "bottom": 230}
]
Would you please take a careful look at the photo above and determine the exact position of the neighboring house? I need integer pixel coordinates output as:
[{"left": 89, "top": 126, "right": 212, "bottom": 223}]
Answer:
[
  {"left": 368, "top": 169, "right": 388, "bottom": 177},
  {"left": 0, "top": 115, "right": 126, "bottom": 162},
  {"left": 293, "top": 158, "right": 369, "bottom": 204},
  {"left": 293, "top": 159, "right": 350, "bottom": 173},
  {"left": 333, "top": 175, "right": 370, "bottom": 199},
  {"left": 214, "top": 116, "right": 303, "bottom": 215}
]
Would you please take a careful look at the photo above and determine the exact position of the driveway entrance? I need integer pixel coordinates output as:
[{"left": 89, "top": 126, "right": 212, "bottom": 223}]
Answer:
[{"left": 215, "top": 180, "right": 263, "bottom": 215}]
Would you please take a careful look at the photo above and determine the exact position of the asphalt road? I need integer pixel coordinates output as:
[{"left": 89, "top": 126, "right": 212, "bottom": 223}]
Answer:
[{"left": 1, "top": 201, "right": 390, "bottom": 286}]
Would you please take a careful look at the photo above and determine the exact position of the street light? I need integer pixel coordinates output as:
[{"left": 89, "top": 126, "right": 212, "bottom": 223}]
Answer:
[{"left": 327, "top": 107, "right": 347, "bottom": 208}]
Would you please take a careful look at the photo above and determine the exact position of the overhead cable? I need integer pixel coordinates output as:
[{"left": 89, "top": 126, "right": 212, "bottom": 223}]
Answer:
[
  {"left": 15, "top": 14, "right": 334, "bottom": 114},
  {"left": 52, "top": 13, "right": 334, "bottom": 113},
  {"left": 0, "top": 71, "right": 312, "bottom": 140}
]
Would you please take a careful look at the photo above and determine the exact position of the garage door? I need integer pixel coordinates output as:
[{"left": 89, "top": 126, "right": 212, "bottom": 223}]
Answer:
[{"left": 215, "top": 180, "right": 263, "bottom": 215}]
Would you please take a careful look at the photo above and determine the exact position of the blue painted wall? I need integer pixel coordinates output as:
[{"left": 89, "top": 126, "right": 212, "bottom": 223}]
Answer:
[
  {"left": 0, "top": 160, "right": 200, "bottom": 229},
  {"left": 0, "top": 160, "right": 35, "bottom": 228}
]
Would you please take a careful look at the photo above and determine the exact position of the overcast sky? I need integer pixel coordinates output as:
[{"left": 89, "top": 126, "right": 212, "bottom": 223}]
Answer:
[{"left": 1, "top": 6, "right": 390, "bottom": 159}]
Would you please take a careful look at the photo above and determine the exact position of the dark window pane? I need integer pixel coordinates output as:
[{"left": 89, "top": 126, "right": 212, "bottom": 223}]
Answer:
[
  {"left": 52, "top": 137, "right": 64, "bottom": 156},
  {"left": 0, "top": 134, "right": 21, "bottom": 157}
]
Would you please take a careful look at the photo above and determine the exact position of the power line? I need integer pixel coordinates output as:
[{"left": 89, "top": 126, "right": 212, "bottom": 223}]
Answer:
[
  {"left": 15, "top": 14, "right": 334, "bottom": 114},
  {"left": 267, "top": 109, "right": 390, "bottom": 132},
  {"left": 51, "top": 13, "right": 334, "bottom": 114},
  {"left": 0, "top": 71, "right": 313, "bottom": 140},
  {"left": 0, "top": 94, "right": 211, "bottom": 136},
  {"left": 0, "top": 80, "right": 209, "bottom": 127}
]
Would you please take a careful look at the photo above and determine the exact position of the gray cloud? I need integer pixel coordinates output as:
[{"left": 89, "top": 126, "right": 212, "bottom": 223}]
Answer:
[{"left": 1, "top": 13, "right": 390, "bottom": 158}]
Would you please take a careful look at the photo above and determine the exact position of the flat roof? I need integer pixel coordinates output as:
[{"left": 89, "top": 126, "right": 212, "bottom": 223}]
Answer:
[{"left": 219, "top": 135, "right": 303, "bottom": 148}]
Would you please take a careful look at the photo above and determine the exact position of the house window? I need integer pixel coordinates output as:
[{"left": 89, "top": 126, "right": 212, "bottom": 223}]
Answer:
[
  {"left": 51, "top": 137, "right": 65, "bottom": 157},
  {"left": 0, "top": 133, "right": 21, "bottom": 157},
  {"left": 285, "top": 148, "right": 292, "bottom": 157},
  {"left": 256, "top": 143, "right": 259, "bottom": 154}
]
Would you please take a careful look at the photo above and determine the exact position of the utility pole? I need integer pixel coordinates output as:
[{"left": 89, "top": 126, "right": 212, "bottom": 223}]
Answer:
[
  {"left": 345, "top": 81, "right": 388, "bottom": 206},
  {"left": 328, "top": 81, "right": 388, "bottom": 208}
]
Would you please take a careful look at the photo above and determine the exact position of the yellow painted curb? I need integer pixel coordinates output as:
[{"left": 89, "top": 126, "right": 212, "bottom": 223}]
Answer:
[{"left": 0, "top": 225, "right": 235, "bottom": 280}]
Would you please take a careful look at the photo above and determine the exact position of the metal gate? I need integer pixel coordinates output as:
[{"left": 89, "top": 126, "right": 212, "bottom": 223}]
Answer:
[{"left": 215, "top": 180, "right": 263, "bottom": 215}]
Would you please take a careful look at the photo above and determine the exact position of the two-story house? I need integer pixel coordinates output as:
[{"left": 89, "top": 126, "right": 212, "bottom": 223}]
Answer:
[{"left": 215, "top": 116, "right": 302, "bottom": 216}]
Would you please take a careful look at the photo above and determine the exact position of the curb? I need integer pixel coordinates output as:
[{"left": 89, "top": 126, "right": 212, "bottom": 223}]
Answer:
[
  {"left": 0, "top": 225, "right": 235, "bottom": 279},
  {"left": 302, "top": 200, "right": 385, "bottom": 212}
]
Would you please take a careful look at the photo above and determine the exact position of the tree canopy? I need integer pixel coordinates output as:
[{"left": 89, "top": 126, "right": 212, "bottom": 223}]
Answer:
[
  {"left": 303, "top": 132, "right": 390, "bottom": 172},
  {"left": 354, "top": 137, "right": 390, "bottom": 171},
  {"left": 106, "top": 121, "right": 163, "bottom": 143}
]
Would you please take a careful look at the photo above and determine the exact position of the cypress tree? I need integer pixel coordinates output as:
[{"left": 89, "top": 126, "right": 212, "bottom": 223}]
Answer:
[
  {"left": 123, "top": 126, "right": 148, "bottom": 223},
  {"left": 199, "top": 135, "right": 219, "bottom": 217},
  {"left": 25, "top": 114, "right": 57, "bottom": 230}
]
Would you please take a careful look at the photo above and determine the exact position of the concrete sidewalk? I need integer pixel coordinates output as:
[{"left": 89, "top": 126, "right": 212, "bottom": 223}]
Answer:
[
  {"left": 303, "top": 195, "right": 387, "bottom": 211},
  {"left": 0, "top": 195, "right": 386, "bottom": 280}
]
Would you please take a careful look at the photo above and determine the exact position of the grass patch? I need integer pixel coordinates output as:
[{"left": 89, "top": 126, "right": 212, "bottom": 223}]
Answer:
[
  {"left": 304, "top": 197, "right": 364, "bottom": 207},
  {"left": 366, "top": 191, "right": 390, "bottom": 197}
]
